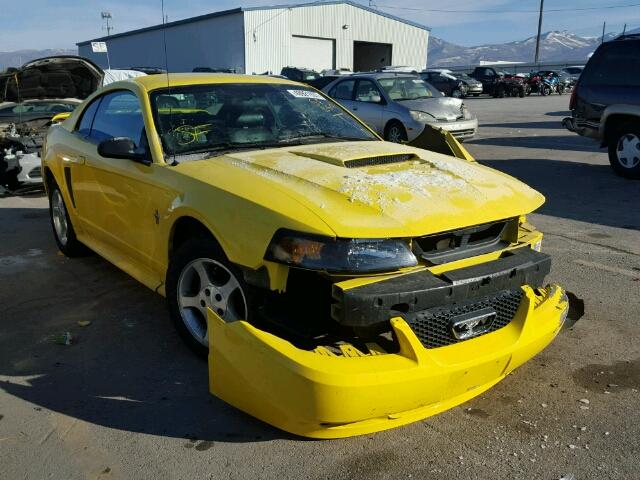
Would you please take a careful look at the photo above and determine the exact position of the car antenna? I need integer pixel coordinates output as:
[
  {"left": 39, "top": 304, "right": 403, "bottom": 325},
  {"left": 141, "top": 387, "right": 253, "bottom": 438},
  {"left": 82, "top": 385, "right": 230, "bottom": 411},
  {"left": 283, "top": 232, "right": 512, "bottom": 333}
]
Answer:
[{"left": 160, "top": 0, "right": 177, "bottom": 166}]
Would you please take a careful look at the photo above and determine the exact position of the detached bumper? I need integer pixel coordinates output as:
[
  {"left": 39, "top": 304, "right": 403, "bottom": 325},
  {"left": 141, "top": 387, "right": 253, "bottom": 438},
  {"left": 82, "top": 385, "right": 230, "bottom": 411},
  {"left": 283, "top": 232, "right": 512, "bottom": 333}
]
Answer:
[
  {"left": 208, "top": 284, "right": 568, "bottom": 438},
  {"left": 16, "top": 153, "right": 43, "bottom": 185}
]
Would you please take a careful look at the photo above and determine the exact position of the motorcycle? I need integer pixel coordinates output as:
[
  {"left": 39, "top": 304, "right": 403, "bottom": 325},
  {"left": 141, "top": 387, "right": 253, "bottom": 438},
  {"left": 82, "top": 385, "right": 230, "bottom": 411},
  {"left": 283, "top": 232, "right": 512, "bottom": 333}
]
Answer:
[{"left": 527, "top": 71, "right": 564, "bottom": 96}]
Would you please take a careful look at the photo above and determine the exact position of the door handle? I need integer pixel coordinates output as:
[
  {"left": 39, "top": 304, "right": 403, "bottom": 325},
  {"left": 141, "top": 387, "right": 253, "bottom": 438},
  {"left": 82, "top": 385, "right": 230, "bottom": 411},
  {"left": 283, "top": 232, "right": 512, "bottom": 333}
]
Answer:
[
  {"left": 62, "top": 155, "right": 85, "bottom": 165},
  {"left": 352, "top": 107, "right": 358, "bottom": 111}
]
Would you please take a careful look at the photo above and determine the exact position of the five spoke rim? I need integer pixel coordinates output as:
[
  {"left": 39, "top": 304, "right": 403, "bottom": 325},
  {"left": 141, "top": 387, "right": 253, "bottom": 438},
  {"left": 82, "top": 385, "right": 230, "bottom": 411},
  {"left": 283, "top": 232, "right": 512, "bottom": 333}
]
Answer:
[
  {"left": 177, "top": 258, "right": 247, "bottom": 347},
  {"left": 51, "top": 190, "right": 68, "bottom": 246},
  {"left": 616, "top": 133, "right": 640, "bottom": 169},
  {"left": 387, "top": 126, "right": 403, "bottom": 143}
]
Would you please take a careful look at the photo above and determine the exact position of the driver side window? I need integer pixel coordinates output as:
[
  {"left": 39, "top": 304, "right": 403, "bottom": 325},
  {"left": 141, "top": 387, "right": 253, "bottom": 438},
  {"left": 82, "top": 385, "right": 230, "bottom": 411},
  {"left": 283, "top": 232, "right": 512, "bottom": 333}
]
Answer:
[
  {"left": 89, "top": 91, "right": 146, "bottom": 148},
  {"left": 355, "top": 80, "right": 382, "bottom": 103}
]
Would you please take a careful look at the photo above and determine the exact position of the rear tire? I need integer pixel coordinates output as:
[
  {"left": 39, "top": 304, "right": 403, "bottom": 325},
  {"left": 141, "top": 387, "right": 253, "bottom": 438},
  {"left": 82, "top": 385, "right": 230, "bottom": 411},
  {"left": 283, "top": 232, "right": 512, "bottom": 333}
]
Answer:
[
  {"left": 48, "top": 182, "right": 86, "bottom": 257},
  {"left": 166, "top": 238, "right": 252, "bottom": 357},
  {"left": 608, "top": 125, "right": 640, "bottom": 179},
  {"left": 384, "top": 121, "right": 407, "bottom": 143}
]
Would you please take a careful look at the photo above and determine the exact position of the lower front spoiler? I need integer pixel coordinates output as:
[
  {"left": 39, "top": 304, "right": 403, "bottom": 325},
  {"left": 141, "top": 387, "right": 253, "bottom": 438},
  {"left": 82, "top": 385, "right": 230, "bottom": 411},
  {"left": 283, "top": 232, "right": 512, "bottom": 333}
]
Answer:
[{"left": 208, "top": 285, "right": 568, "bottom": 439}]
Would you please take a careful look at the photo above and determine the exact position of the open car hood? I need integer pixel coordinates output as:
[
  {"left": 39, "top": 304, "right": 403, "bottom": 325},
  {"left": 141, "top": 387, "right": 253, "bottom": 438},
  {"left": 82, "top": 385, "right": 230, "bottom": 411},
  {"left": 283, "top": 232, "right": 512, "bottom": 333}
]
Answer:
[
  {"left": 4, "top": 56, "right": 104, "bottom": 103},
  {"left": 181, "top": 141, "right": 544, "bottom": 239}
]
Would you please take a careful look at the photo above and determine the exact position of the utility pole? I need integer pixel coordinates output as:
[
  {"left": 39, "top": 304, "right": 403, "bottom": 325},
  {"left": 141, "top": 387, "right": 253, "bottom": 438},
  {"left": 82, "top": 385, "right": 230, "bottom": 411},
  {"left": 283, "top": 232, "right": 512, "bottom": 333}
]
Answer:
[
  {"left": 101, "top": 11, "right": 113, "bottom": 36},
  {"left": 534, "top": 0, "right": 544, "bottom": 65},
  {"left": 601, "top": 21, "right": 606, "bottom": 43}
]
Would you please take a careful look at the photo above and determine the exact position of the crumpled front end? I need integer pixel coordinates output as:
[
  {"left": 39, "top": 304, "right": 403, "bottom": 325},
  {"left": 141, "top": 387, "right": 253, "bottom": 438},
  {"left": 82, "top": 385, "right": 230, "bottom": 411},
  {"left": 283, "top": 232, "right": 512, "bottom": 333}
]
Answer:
[{"left": 208, "top": 282, "right": 568, "bottom": 439}]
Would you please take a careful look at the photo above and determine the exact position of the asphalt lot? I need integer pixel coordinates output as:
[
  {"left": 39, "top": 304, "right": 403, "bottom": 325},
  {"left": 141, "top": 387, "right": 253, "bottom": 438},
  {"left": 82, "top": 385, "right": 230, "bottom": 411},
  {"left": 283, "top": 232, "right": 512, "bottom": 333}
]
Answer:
[{"left": 1, "top": 94, "right": 639, "bottom": 480}]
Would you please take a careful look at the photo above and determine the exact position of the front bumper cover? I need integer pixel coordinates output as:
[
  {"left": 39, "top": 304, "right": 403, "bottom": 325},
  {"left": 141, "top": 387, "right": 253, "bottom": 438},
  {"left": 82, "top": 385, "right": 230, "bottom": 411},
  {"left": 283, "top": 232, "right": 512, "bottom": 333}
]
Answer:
[{"left": 208, "top": 284, "right": 568, "bottom": 438}]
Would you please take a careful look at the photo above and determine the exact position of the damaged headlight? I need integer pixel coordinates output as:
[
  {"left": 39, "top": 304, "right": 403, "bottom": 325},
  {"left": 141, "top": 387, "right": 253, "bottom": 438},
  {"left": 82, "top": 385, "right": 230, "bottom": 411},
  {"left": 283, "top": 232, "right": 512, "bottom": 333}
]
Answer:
[
  {"left": 410, "top": 110, "right": 435, "bottom": 123},
  {"left": 461, "top": 104, "right": 473, "bottom": 120},
  {"left": 265, "top": 230, "right": 418, "bottom": 273}
]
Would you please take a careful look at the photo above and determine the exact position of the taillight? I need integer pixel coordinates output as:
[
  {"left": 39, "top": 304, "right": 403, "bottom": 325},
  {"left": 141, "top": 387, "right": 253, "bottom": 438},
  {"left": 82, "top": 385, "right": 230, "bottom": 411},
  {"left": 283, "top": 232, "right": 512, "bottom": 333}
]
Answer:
[{"left": 569, "top": 82, "right": 578, "bottom": 110}]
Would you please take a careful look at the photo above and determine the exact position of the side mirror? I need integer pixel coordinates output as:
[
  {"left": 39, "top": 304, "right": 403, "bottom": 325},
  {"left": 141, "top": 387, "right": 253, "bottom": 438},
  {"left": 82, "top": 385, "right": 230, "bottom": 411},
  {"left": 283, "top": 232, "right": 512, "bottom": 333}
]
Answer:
[
  {"left": 371, "top": 94, "right": 382, "bottom": 103},
  {"left": 97, "top": 137, "right": 151, "bottom": 165}
]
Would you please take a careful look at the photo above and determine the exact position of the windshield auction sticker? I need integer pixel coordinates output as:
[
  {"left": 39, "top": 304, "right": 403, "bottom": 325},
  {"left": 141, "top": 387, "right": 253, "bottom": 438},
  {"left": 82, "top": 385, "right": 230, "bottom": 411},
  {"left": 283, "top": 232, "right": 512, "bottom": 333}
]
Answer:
[{"left": 287, "top": 89, "right": 326, "bottom": 100}]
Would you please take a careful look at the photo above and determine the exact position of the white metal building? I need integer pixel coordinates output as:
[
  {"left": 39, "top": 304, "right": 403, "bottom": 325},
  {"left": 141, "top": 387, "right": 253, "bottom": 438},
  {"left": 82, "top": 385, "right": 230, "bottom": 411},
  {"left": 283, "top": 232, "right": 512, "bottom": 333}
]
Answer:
[{"left": 77, "top": 1, "right": 430, "bottom": 74}]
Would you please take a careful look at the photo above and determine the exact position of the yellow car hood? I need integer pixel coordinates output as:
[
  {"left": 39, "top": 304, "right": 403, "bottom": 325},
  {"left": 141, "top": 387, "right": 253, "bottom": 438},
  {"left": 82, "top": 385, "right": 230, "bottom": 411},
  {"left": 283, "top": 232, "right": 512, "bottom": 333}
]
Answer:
[{"left": 187, "top": 141, "right": 544, "bottom": 238}]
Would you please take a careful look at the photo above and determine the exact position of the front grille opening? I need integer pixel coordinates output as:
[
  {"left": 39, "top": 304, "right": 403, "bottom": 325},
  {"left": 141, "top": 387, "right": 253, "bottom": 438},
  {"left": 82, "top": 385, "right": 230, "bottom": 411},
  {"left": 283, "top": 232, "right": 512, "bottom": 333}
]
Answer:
[
  {"left": 414, "top": 219, "right": 516, "bottom": 265},
  {"left": 257, "top": 268, "right": 399, "bottom": 353},
  {"left": 344, "top": 153, "right": 417, "bottom": 168},
  {"left": 405, "top": 289, "right": 524, "bottom": 348}
]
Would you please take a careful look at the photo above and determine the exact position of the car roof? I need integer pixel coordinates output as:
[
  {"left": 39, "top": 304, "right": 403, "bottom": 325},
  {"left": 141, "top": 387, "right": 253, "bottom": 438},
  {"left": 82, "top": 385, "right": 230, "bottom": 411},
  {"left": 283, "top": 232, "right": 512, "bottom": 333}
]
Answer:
[
  {"left": 347, "top": 72, "right": 420, "bottom": 80},
  {"left": 124, "top": 73, "right": 302, "bottom": 91}
]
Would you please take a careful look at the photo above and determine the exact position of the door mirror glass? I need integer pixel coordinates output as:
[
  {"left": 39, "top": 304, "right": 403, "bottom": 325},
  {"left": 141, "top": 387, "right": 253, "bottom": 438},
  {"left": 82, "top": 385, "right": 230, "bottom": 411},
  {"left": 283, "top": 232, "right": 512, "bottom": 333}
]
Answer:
[{"left": 98, "top": 137, "right": 150, "bottom": 165}]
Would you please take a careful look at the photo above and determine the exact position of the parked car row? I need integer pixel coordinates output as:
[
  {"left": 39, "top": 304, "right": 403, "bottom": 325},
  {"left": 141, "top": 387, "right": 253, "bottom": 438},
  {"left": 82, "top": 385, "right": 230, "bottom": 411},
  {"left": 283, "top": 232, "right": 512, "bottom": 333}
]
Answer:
[{"left": 321, "top": 72, "right": 478, "bottom": 142}]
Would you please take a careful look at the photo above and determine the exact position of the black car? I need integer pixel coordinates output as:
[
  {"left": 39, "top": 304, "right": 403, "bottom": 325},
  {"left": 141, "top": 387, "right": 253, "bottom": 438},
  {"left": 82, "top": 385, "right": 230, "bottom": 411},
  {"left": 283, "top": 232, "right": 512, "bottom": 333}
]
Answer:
[
  {"left": 420, "top": 71, "right": 467, "bottom": 98},
  {"left": 192, "top": 67, "right": 237, "bottom": 73},
  {"left": 280, "top": 67, "right": 321, "bottom": 84},
  {"left": 306, "top": 75, "right": 340, "bottom": 90},
  {"left": 563, "top": 34, "right": 640, "bottom": 178}
]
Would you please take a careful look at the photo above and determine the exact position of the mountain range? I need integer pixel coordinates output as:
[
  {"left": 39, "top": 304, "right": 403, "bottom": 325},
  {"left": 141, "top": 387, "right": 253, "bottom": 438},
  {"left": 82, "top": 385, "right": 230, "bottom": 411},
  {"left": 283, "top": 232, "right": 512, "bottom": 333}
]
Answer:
[
  {"left": 427, "top": 29, "right": 639, "bottom": 67},
  {"left": 1, "top": 28, "right": 639, "bottom": 71},
  {"left": 0, "top": 49, "right": 76, "bottom": 71}
]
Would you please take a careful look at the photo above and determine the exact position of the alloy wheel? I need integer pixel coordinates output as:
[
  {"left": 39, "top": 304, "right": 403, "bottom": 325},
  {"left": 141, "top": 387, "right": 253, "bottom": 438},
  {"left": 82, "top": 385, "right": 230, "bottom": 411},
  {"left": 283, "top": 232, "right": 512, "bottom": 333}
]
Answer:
[
  {"left": 177, "top": 258, "right": 248, "bottom": 347},
  {"left": 51, "top": 189, "right": 68, "bottom": 246},
  {"left": 616, "top": 133, "right": 640, "bottom": 169},
  {"left": 387, "top": 125, "right": 403, "bottom": 143}
]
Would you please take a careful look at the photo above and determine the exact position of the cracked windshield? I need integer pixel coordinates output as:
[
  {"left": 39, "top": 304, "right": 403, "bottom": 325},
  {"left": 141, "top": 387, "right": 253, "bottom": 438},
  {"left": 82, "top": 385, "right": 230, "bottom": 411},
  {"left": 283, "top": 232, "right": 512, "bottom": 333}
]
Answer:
[{"left": 151, "top": 83, "right": 377, "bottom": 157}]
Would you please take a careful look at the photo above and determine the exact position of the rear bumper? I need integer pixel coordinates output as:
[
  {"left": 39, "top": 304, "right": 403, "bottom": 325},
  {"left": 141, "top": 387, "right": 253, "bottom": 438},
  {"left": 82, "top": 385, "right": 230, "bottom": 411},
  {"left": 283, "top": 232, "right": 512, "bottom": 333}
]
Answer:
[
  {"left": 465, "top": 85, "right": 483, "bottom": 94},
  {"left": 562, "top": 116, "right": 601, "bottom": 140},
  {"left": 208, "top": 284, "right": 568, "bottom": 438}
]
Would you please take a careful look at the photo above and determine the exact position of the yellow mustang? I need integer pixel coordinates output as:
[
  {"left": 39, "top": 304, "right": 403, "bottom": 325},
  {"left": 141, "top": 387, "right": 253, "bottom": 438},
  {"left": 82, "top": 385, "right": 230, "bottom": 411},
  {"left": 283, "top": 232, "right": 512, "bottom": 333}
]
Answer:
[{"left": 42, "top": 74, "right": 569, "bottom": 438}]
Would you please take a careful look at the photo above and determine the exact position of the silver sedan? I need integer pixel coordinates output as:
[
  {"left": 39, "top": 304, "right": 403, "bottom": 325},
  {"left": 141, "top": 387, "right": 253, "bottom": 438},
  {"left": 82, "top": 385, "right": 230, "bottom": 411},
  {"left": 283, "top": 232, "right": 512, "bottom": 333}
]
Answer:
[{"left": 322, "top": 73, "right": 478, "bottom": 142}]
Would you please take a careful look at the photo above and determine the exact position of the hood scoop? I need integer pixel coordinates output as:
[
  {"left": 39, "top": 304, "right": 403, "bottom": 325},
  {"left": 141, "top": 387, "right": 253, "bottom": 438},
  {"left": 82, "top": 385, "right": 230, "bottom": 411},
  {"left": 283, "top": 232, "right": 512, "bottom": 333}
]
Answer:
[
  {"left": 292, "top": 150, "right": 419, "bottom": 168},
  {"left": 344, "top": 153, "right": 418, "bottom": 168}
]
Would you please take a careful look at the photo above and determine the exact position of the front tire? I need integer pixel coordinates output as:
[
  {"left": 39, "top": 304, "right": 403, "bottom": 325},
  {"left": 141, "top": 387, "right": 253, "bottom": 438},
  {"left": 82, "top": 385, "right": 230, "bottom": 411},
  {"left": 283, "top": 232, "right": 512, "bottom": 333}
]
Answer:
[
  {"left": 384, "top": 121, "right": 407, "bottom": 143},
  {"left": 49, "top": 183, "right": 85, "bottom": 257},
  {"left": 166, "top": 239, "right": 251, "bottom": 356},
  {"left": 608, "top": 126, "right": 640, "bottom": 179},
  {"left": 451, "top": 89, "right": 462, "bottom": 98}
]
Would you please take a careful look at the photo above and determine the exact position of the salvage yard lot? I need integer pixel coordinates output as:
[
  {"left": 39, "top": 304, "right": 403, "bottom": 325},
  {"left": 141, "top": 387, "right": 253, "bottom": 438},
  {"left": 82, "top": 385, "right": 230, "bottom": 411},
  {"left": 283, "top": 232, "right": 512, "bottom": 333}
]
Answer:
[{"left": 1, "top": 95, "right": 639, "bottom": 480}]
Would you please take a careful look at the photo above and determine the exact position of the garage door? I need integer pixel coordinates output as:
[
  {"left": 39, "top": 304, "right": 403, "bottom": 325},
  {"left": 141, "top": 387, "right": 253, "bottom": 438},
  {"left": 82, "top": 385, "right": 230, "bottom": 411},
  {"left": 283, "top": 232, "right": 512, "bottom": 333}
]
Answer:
[{"left": 291, "top": 36, "right": 334, "bottom": 71}]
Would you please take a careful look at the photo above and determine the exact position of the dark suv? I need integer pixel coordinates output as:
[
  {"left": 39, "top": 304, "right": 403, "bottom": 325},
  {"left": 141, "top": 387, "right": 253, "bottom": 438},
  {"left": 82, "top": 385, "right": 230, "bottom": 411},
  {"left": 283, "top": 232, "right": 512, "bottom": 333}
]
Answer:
[
  {"left": 563, "top": 34, "right": 640, "bottom": 178},
  {"left": 280, "top": 67, "right": 321, "bottom": 84}
]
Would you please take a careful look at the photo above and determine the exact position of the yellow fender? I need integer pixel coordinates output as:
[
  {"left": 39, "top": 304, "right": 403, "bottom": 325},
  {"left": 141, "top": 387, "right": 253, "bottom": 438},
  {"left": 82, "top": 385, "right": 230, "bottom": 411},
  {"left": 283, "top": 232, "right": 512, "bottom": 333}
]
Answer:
[{"left": 408, "top": 124, "right": 475, "bottom": 162}]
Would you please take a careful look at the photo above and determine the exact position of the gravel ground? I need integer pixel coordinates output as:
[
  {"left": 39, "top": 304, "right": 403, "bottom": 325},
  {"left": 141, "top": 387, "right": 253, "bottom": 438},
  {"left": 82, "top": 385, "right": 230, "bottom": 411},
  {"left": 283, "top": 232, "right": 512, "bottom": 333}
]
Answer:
[{"left": 1, "top": 94, "right": 639, "bottom": 480}]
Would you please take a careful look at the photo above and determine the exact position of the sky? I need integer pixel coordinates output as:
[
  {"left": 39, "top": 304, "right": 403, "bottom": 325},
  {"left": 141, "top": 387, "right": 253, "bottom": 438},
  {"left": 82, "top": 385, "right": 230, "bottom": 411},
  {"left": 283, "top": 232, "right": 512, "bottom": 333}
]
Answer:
[{"left": 0, "top": 0, "right": 639, "bottom": 51}]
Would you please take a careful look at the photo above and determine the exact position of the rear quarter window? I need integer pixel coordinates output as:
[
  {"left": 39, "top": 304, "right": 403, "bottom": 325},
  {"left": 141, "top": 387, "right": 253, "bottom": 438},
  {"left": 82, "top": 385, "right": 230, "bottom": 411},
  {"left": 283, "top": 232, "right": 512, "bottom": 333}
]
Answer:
[{"left": 581, "top": 41, "right": 640, "bottom": 87}]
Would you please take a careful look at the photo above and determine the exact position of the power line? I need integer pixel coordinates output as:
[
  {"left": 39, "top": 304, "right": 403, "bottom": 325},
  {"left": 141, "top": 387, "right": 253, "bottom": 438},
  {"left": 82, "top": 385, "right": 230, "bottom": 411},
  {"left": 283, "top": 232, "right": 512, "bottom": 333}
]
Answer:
[{"left": 375, "top": 2, "right": 640, "bottom": 14}]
